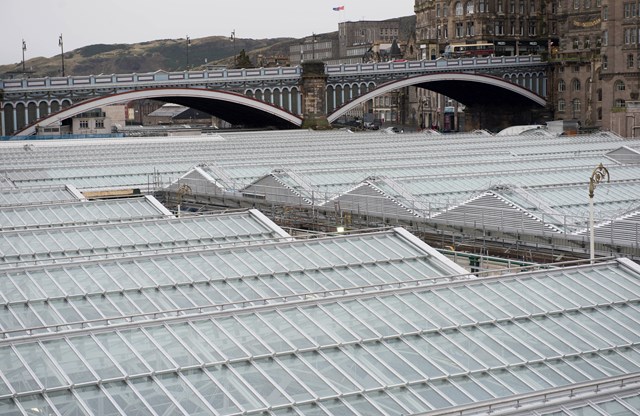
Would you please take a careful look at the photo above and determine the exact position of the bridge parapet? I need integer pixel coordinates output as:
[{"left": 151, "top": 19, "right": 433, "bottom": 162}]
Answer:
[
  {"left": 1, "top": 55, "right": 545, "bottom": 92},
  {"left": 0, "top": 66, "right": 302, "bottom": 91}
]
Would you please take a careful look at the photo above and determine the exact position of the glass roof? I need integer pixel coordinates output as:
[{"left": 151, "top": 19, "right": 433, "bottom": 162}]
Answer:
[
  {"left": 0, "top": 195, "right": 172, "bottom": 231},
  {"left": 1, "top": 130, "right": 638, "bottom": 193},
  {"left": 0, "top": 185, "right": 84, "bottom": 207},
  {"left": 0, "top": 257, "right": 638, "bottom": 415},
  {"left": 0, "top": 209, "right": 288, "bottom": 268},
  {"left": 0, "top": 227, "right": 466, "bottom": 337}
]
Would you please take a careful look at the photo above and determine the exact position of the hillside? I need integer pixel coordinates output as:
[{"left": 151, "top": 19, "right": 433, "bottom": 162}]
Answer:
[
  {"left": 0, "top": 36, "right": 300, "bottom": 77},
  {"left": 1, "top": 16, "right": 415, "bottom": 78}
]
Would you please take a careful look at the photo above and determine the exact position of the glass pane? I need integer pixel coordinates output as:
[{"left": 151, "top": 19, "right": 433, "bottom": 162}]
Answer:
[
  {"left": 255, "top": 358, "right": 313, "bottom": 402},
  {"left": 130, "top": 376, "right": 182, "bottom": 415},
  {"left": 182, "top": 368, "right": 241, "bottom": 416},
  {"left": 76, "top": 385, "right": 121, "bottom": 416},
  {"left": 48, "top": 389, "right": 89, "bottom": 416},
  {"left": 322, "top": 348, "right": 381, "bottom": 390},
  {"left": 69, "top": 335, "right": 122, "bottom": 379},
  {"left": 157, "top": 372, "right": 212, "bottom": 416},
  {"left": 300, "top": 350, "right": 358, "bottom": 392},
  {"left": 193, "top": 319, "right": 248, "bottom": 361},
  {"left": 207, "top": 364, "right": 266, "bottom": 411},
  {"left": 119, "top": 328, "right": 174, "bottom": 370},
  {"left": 258, "top": 311, "right": 315, "bottom": 350},
  {"left": 233, "top": 361, "right": 289, "bottom": 407},
  {"left": 166, "top": 322, "right": 223, "bottom": 364},
  {"left": 277, "top": 354, "right": 336, "bottom": 398},
  {"left": 1, "top": 346, "right": 40, "bottom": 393},
  {"left": 596, "top": 399, "right": 635, "bottom": 415},
  {"left": 0, "top": 398, "right": 23, "bottom": 416},
  {"left": 19, "top": 394, "right": 57, "bottom": 415},
  {"left": 42, "top": 338, "right": 95, "bottom": 384},
  {"left": 216, "top": 316, "right": 270, "bottom": 356},
  {"left": 104, "top": 381, "right": 153, "bottom": 415},
  {"left": 94, "top": 333, "right": 149, "bottom": 375}
]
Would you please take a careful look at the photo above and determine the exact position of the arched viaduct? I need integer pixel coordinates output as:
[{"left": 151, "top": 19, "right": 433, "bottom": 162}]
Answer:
[{"left": 1, "top": 56, "right": 549, "bottom": 135}]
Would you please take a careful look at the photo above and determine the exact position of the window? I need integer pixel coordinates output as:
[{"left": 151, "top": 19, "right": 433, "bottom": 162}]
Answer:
[
  {"left": 558, "top": 99, "right": 566, "bottom": 112},
  {"left": 529, "top": 21, "right": 537, "bottom": 36},
  {"left": 603, "top": 5, "right": 608, "bottom": 20},
  {"left": 455, "top": 1, "right": 463, "bottom": 15},
  {"left": 624, "top": 2, "right": 637, "bottom": 18},
  {"left": 95, "top": 119, "right": 104, "bottom": 129},
  {"left": 572, "top": 99, "right": 582, "bottom": 113},
  {"left": 602, "top": 55, "right": 608, "bottom": 70},
  {"left": 584, "top": 38, "right": 591, "bottom": 49},
  {"left": 519, "top": 0, "right": 525, "bottom": 13},
  {"left": 584, "top": 0, "right": 591, "bottom": 8},
  {"left": 509, "top": 0, "right": 515, "bottom": 13},
  {"left": 478, "top": 0, "right": 487, "bottom": 12},
  {"left": 574, "top": 0, "right": 580, "bottom": 9},
  {"left": 466, "top": 1, "right": 474, "bottom": 14},
  {"left": 597, "top": 89, "right": 602, "bottom": 101},
  {"left": 497, "top": 0, "right": 504, "bottom": 13},
  {"left": 597, "top": 107, "right": 602, "bottom": 120},
  {"left": 436, "top": 3, "right": 441, "bottom": 16},
  {"left": 602, "top": 30, "right": 608, "bottom": 46},
  {"left": 558, "top": 79, "right": 566, "bottom": 92},
  {"left": 615, "top": 80, "right": 626, "bottom": 91},
  {"left": 628, "top": 54, "right": 635, "bottom": 68},
  {"left": 495, "top": 21, "right": 505, "bottom": 35},
  {"left": 573, "top": 38, "right": 580, "bottom": 49},
  {"left": 624, "top": 28, "right": 637, "bottom": 45},
  {"left": 467, "top": 21, "right": 475, "bottom": 36},
  {"left": 615, "top": 99, "right": 626, "bottom": 108},
  {"left": 572, "top": 79, "right": 581, "bottom": 91},
  {"left": 79, "top": 120, "right": 89, "bottom": 129},
  {"left": 456, "top": 22, "right": 464, "bottom": 37},
  {"left": 530, "top": 0, "right": 536, "bottom": 13}
]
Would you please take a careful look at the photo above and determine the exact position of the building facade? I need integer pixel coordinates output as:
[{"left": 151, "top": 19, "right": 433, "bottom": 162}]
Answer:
[
  {"left": 415, "top": 0, "right": 559, "bottom": 60},
  {"left": 551, "top": 0, "right": 640, "bottom": 135}
]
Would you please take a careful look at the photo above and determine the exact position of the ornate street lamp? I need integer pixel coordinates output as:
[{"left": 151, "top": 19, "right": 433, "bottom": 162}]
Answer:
[
  {"left": 22, "top": 39, "right": 27, "bottom": 76},
  {"left": 186, "top": 35, "right": 190, "bottom": 70},
  {"left": 588, "top": 163, "right": 609, "bottom": 262},
  {"left": 58, "top": 34, "right": 65, "bottom": 76}
]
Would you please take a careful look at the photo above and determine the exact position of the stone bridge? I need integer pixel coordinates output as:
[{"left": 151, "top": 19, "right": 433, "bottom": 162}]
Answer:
[{"left": 0, "top": 55, "right": 549, "bottom": 135}]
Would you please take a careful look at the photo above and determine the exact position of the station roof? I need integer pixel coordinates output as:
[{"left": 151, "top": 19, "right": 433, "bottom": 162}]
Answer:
[
  {"left": 0, "top": 227, "right": 467, "bottom": 337},
  {"left": 0, "top": 184, "right": 85, "bottom": 207},
  {"left": 0, "top": 195, "right": 171, "bottom": 231},
  {"left": 0, "top": 254, "right": 638, "bottom": 415},
  {"left": 0, "top": 209, "right": 289, "bottom": 269}
]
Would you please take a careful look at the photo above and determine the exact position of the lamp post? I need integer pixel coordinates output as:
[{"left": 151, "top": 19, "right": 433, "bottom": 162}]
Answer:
[
  {"left": 230, "top": 30, "right": 236, "bottom": 66},
  {"left": 58, "top": 34, "right": 65, "bottom": 76},
  {"left": 22, "top": 39, "right": 27, "bottom": 76},
  {"left": 186, "top": 35, "right": 190, "bottom": 70},
  {"left": 588, "top": 163, "right": 609, "bottom": 262}
]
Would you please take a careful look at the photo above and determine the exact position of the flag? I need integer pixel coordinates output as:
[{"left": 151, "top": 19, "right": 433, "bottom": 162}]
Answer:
[{"left": 332, "top": 6, "right": 344, "bottom": 11}]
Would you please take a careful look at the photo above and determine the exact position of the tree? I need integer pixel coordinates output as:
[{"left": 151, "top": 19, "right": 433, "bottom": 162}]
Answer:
[{"left": 234, "top": 49, "right": 254, "bottom": 69}]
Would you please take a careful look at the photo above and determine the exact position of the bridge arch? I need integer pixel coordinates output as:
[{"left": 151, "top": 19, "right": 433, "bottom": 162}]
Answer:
[
  {"left": 328, "top": 72, "right": 547, "bottom": 123},
  {"left": 16, "top": 88, "right": 302, "bottom": 136}
]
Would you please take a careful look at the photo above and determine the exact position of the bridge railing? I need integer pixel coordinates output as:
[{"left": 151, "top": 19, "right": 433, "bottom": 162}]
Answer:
[
  {"left": 0, "top": 66, "right": 303, "bottom": 90},
  {"left": 326, "top": 55, "right": 543, "bottom": 74},
  {"left": 1, "top": 56, "right": 545, "bottom": 91}
]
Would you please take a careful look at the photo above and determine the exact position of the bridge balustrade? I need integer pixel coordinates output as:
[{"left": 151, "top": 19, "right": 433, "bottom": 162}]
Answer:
[{"left": 1, "top": 55, "right": 543, "bottom": 91}]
